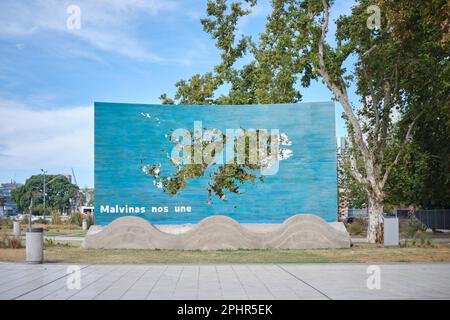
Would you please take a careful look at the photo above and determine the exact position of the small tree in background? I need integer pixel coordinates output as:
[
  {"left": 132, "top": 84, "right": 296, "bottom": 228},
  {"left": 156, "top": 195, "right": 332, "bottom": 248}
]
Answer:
[{"left": 11, "top": 174, "right": 79, "bottom": 215}]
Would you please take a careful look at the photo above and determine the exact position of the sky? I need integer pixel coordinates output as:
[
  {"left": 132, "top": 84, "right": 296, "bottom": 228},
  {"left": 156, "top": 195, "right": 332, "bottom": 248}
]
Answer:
[{"left": 0, "top": 0, "right": 357, "bottom": 188}]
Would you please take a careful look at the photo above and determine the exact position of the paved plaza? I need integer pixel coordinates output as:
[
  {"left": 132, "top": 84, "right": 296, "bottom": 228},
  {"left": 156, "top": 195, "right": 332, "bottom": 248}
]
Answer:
[{"left": 0, "top": 262, "right": 449, "bottom": 300}]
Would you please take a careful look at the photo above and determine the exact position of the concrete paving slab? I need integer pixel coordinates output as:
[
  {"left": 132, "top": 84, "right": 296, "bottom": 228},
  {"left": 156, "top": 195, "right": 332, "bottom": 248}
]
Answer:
[{"left": 0, "top": 262, "right": 449, "bottom": 300}]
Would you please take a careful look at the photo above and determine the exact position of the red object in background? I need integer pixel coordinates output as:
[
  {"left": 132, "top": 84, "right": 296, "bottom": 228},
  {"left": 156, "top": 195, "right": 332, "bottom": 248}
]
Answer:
[{"left": 80, "top": 206, "right": 95, "bottom": 223}]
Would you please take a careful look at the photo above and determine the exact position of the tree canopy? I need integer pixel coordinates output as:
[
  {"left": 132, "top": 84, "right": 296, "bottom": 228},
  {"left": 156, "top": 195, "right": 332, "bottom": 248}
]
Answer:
[
  {"left": 11, "top": 175, "right": 79, "bottom": 214},
  {"left": 159, "top": 0, "right": 449, "bottom": 241}
]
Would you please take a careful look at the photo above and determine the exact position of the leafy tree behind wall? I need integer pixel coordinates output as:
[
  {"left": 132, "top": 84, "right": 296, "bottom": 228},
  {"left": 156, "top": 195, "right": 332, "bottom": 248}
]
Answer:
[{"left": 160, "top": 0, "right": 449, "bottom": 242}]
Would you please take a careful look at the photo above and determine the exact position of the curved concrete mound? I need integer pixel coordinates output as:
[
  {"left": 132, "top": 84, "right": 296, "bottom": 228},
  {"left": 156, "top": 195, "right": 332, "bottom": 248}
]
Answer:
[{"left": 82, "top": 214, "right": 350, "bottom": 250}]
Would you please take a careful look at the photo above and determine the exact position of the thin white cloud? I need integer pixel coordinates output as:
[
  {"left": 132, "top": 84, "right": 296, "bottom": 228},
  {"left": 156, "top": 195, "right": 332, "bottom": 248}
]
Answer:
[
  {"left": 0, "top": 100, "right": 93, "bottom": 183},
  {"left": 0, "top": 0, "right": 179, "bottom": 61}
]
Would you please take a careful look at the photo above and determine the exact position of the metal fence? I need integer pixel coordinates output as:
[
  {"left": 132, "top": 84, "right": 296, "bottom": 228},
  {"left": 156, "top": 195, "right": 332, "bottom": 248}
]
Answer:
[
  {"left": 413, "top": 209, "right": 450, "bottom": 230},
  {"left": 348, "top": 208, "right": 367, "bottom": 218}
]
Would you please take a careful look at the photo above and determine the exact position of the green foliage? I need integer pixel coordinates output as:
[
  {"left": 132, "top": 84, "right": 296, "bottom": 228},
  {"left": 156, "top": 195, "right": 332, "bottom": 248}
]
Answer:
[
  {"left": 69, "top": 212, "right": 83, "bottom": 226},
  {"left": 21, "top": 215, "right": 29, "bottom": 226},
  {"left": 407, "top": 108, "right": 450, "bottom": 208},
  {"left": 338, "top": 152, "right": 367, "bottom": 208},
  {"left": 44, "top": 238, "right": 69, "bottom": 247},
  {"left": 11, "top": 175, "right": 79, "bottom": 214},
  {"left": 345, "top": 217, "right": 368, "bottom": 236},
  {"left": 400, "top": 231, "right": 433, "bottom": 248},
  {"left": 0, "top": 218, "right": 13, "bottom": 230},
  {"left": 34, "top": 218, "right": 48, "bottom": 225},
  {"left": 410, "top": 231, "right": 433, "bottom": 247},
  {"left": 86, "top": 214, "right": 94, "bottom": 229},
  {"left": 160, "top": 0, "right": 449, "bottom": 211},
  {"left": 399, "top": 216, "right": 427, "bottom": 238},
  {"left": 383, "top": 120, "right": 450, "bottom": 209},
  {"left": 160, "top": 0, "right": 308, "bottom": 105},
  {"left": 51, "top": 211, "right": 62, "bottom": 225},
  {"left": 144, "top": 127, "right": 279, "bottom": 202},
  {"left": 44, "top": 237, "right": 55, "bottom": 247}
]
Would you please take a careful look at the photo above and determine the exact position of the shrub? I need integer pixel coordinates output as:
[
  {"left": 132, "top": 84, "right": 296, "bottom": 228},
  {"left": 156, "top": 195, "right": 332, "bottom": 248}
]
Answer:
[
  {"left": 51, "top": 211, "right": 62, "bottom": 225},
  {"left": 345, "top": 217, "right": 368, "bottom": 236},
  {"left": 31, "top": 217, "right": 48, "bottom": 225},
  {"left": 44, "top": 237, "right": 55, "bottom": 247},
  {"left": 86, "top": 213, "right": 94, "bottom": 229},
  {"left": 0, "top": 218, "right": 13, "bottom": 230},
  {"left": 400, "top": 230, "right": 433, "bottom": 247},
  {"left": 44, "top": 237, "right": 69, "bottom": 247},
  {"left": 21, "top": 215, "right": 29, "bottom": 226},
  {"left": 0, "top": 232, "right": 7, "bottom": 248},
  {"left": 0, "top": 232, "right": 22, "bottom": 249},
  {"left": 411, "top": 231, "right": 433, "bottom": 247},
  {"left": 69, "top": 212, "right": 82, "bottom": 226},
  {"left": 400, "top": 216, "right": 427, "bottom": 238}
]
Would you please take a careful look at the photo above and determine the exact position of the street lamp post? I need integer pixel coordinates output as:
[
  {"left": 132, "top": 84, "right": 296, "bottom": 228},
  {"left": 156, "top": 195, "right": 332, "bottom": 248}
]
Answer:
[{"left": 41, "top": 169, "right": 47, "bottom": 220}]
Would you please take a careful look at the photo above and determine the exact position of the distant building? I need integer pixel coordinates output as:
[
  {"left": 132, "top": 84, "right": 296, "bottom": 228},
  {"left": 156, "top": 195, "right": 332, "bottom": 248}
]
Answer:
[
  {"left": 0, "top": 182, "right": 21, "bottom": 216},
  {"left": 81, "top": 188, "right": 94, "bottom": 207},
  {"left": 337, "top": 136, "right": 347, "bottom": 155}
]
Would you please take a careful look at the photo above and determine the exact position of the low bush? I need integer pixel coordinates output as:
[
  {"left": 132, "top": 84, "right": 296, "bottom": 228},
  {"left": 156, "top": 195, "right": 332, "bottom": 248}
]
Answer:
[
  {"left": 51, "top": 211, "right": 62, "bottom": 225},
  {"left": 0, "top": 218, "right": 13, "bottom": 230},
  {"left": 400, "top": 230, "right": 433, "bottom": 247},
  {"left": 34, "top": 218, "right": 48, "bottom": 225},
  {"left": 411, "top": 231, "right": 433, "bottom": 247},
  {"left": 69, "top": 212, "right": 82, "bottom": 226},
  {"left": 400, "top": 216, "right": 427, "bottom": 238},
  {"left": 86, "top": 213, "right": 94, "bottom": 229},
  {"left": 21, "top": 216, "right": 29, "bottom": 226},
  {"left": 44, "top": 237, "right": 69, "bottom": 247},
  {"left": 44, "top": 237, "right": 55, "bottom": 247},
  {"left": 0, "top": 232, "right": 22, "bottom": 249},
  {"left": 345, "top": 217, "right": 368, "bottom": 236}
]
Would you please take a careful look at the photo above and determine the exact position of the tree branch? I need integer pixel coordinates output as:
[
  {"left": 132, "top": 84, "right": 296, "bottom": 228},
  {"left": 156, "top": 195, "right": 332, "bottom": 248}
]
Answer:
[
  {"left": 361, "top": 44, "right": 377, "bottom": 57},
  {"left": 318, "top": 1, "right": 366, "bottom": 155},
  {"left": 380, "top": 112, "right": 423, "bottom": 188},
  {"left": 361, "top": 68, "right": 380, "bottom": 146},
  {"left": 317, "top": 0, "right": 378, "bottom": 192},
  {"left": 377, "top": 80, "right": 394, "bottom": 164},
  {"left": 347, "top": 136, "right": 369, "bottom": 187}
]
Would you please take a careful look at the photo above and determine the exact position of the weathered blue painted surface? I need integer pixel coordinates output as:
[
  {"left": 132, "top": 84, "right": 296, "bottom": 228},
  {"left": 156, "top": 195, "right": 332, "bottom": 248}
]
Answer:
[{"left": 94, "top": 102, "right": 337, "bottom": 225}]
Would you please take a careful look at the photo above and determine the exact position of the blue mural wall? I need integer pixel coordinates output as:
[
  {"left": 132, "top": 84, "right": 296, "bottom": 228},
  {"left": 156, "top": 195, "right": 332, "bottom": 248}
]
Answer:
[{"left": 94, "top": 102, "right": 337, "bottom": 225}]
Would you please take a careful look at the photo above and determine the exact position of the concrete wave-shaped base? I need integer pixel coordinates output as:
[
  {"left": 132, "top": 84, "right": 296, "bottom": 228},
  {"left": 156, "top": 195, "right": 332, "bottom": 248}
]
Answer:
[{"left": 82, "top": 214, "right": 350, "bottom": 250}]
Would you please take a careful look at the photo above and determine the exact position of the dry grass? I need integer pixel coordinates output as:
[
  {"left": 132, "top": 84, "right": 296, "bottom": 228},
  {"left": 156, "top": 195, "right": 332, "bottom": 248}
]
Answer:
[
  {"left": 34, "top": 223, "right": 82, "bottom": 231},
  {"left": 1, "top": 242, "right": 450, "bottom": 264},
  {"left": 3, "top": 223, "right": 87, "bottom": 237}
]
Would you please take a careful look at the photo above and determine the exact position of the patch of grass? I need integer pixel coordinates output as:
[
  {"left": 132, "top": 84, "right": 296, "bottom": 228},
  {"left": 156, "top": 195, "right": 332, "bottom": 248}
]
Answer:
[
  {"left": 44, "top": 230, "right": 87, "bottom": 237},
  {"left": 35, "top": 223, "right": 82, "bottom": 231},
  {"left": 1, "top": 242, "right": 449, "bottom": 264},
  {"left": 400, "top": 230, "right": 434, "bottom": 248},
  {"left": 44, "top": 238, "right": 70, "bottom": 248},
  {"left": 28, "top": 222, "right": 85, "bottom": 237}
]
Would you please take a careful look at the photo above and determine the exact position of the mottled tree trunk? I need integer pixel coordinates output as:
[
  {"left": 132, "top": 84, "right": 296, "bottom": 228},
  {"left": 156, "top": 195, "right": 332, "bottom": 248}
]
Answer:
[{"left": 367, "top": 195, "right": 384, "bottom": 243}]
